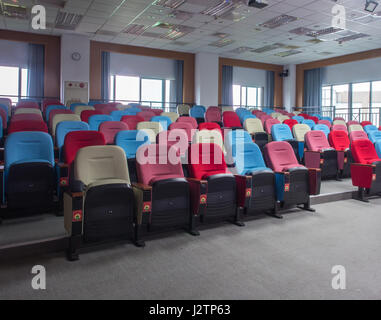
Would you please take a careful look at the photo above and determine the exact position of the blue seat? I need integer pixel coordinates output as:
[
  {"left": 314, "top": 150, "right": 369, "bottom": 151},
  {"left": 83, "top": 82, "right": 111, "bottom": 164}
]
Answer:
[
  {"left": 56, "top": 121, "right": 89, "bottom": 160},
  {"left": 292, "top": 116, "right": 304, "bottom": 123},
  {"left": 364, "top": 125, "right": 378, "bottom": 135},
  {"left": 271, "top": 124, "right": 294, "bottom": 141},
  {"left": 4, "top": 132, "right": 55, "bottom": 209},
  {"left": 190, "top": 105, "right": 206, "bottom": 121},
  {"left": 234, "top": 142, "right": 272, "bottom": 175},
  {"left": 45, "top": 105, "right": 67, "bottom": 121},
  {"left": 115, "top": 130, "right": 150, "bottom": 159},
  {"left": 70, "top": 102, "right": 87, "bottom": 111},
  {"left": 321, "top": 116, "right": 333, "bottom": 123},
  {"left": 302, "top": 119, "right": 315, "bottom": 129},
  {"left": 240, "top": 113, "right": 256, "bottom": 124},
  {"left": 236, "top": 108, "right": 249, "bottom": 116},
  {"left": 0, "top": 103, "right": 8, "bottom": 118},
  {"left": 0, "top": 116, "right": 3, "bottom": 139},
  {"left": 128, "top": 103, "right": 141, "bottom": 108},
  {"left": 311, "top": 114, "right": 322, "bottom": 120},
  {"left": 111, "top": 110, "right": 138, "bottom": 121},
  {"left": 88, "top": 101, "right": 103, "bottom": 106},
  {"left": 127, "top": 107, "right": 141, "bottom": 114},
  {"left": 369, "top": 131, "right": 381, "bottom": 144},
  {"left": 88, "top": 115, "right": 113, "bottom": 131},
  {"left": 376, "top": 140, "right": 381, "bottom": 158},
  {"left": 151, "top": 116, "right": 172, "bottom": 130},
  {"left": 313, "top": 124, "right": 330, "bottom": 138}
]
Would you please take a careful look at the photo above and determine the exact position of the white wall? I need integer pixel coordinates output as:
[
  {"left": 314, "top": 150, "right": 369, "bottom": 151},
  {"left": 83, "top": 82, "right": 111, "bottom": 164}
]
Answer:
[
  {"left": 110, "top": 52, "right": 176, "bottom": 80},
  {"left": 323, "top": 57, "right": 381, "bottom": 85},
  {"left": 283, "top": 64, "right": 296, "bottom": 111},
  {"left": 0, "top": 39, "right": 28, "bottom": 68},
  {"left": 233, "top": 66, "right": 266, "bottom": 88},
  {"left": 195, "top": 52, "right": 219, "bottom": 107},
  {"left": 60, "top": 34, "right": 90, "bottom": 100}
]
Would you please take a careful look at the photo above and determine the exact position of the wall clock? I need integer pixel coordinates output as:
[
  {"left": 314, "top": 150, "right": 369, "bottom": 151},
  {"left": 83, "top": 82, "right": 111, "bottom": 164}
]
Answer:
[{"left": 71, "top": 52, "right": 81, "bottom": 61}]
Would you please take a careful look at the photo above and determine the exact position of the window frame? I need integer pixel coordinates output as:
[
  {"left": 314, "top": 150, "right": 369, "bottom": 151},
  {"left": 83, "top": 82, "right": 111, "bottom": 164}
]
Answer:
[
  {"left": 233, "top": 84, "right": 264, "bottom": 109},
  {"left": 0, "top": 65, "right": 28, "bottom": 103}
]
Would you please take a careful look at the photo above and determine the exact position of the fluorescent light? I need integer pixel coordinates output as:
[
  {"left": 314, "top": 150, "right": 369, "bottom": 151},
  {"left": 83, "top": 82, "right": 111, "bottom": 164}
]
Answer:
[{"left": 365, "top": 0, "right": 379, "bottom": 12}]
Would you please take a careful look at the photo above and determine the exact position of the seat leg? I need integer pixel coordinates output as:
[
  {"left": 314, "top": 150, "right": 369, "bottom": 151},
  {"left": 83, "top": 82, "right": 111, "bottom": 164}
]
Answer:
[
  {"left": 356, "top": 187, "right": 369, "bottom": 203},
  {"left": 66, "top": 235, "right": 81, "bottom": 261},
  {"left": 335, "top": 172, "right": 342, "bottom": 181},
  {"left": 267, "top": 201, "right": 283, "bottom": 219},
  {"left": 188, "top": 214, "right": 200, "bottom": 236},
  {"left": 134, "top": 223, "right": 146, "bottom": 247},
  {"left": 232, "top": 207, "right": 245, "bottom": 227},
  {"left": 297, "top": 197, "right": 316, "bottom": 212}
]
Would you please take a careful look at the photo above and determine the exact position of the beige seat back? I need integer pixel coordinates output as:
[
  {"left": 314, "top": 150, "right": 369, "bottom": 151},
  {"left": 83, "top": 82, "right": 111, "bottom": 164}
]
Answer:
[
  {"left": 14, "top": 108, "right": 42, "bottom": 116},
  {"left": 192, "top": 129, "right": 225, "bottom": 151},
  {"left": 177, "top": 104, "right": 190, "bottom": 116},
  {"left": 244, "top": 118, "right": 265, "bottom": 134},
  {"left": 293, "top": 124, "right": 311, "bottom": 142},
  {"left": 333, "top": 119, "right": 346, "bottom": 126},
  {"left": 348, "top": 124, "right": 364, "bottom": 134},
  {"left": 161, "top": 112, "right": 179, "bottom": 123},
  {"left": 137, "top": 121, "right": 163, "bottom": 143},
  {"left": 74, "top": 105, "right": 94, "bottom": 115},
  {"left": 278, "top": 115, "right": 290, "bottom": 123}
]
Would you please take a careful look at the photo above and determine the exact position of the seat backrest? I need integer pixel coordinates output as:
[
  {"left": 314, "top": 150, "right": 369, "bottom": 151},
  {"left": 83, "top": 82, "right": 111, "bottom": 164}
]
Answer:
[
  {"left": 318, "top": 120, "right": 331, "bottom": 129},
  {"left": 376, "top": 140, "right": 381, "bottom": 158},
  {"left": 233, "top": 142, "right": 268, "bottom": 175},
  {"left": 156, "top": 129, "right": 189, "bottom": 157},
  {"left": 137, "top": 121, "right": 163, "bottom": 143},
  {"left": 56, "top": 121, "right": 90, "bottom": 149},
  {"left": 4, "top": 131, "right": 54, "bottom": 177},
  {"left": 190, "top": 105, "right": 206, "bottom": 118},
  {"left": 121, "top": 115, "right": 144, "bottom": 130},
  {"left": 332, "top": 124, "right": 348, "bottom": 132},
  {"left": 70, "top": 102, "right": 87, "bottom": 111},
  {"left": 74, "top": 105, "right": 95, "bottom": 115},
  {"left": 292, "top": 116, "right": 304, "bottom": 123},
  {"left": 369, "top": 131, "right": 381, "bottom": 144},
  {"left": 283, "top": 119, "right": 298, "bottom": 131},
  {"left": 361, "top": 121, "right": 372, "bottom": 128},
  {"left": 136, "top": 144, "right": 183, "bottom": 185},
  {"left": 271, "top": 112, "right": 281, "bottom": 119},
  {"left": 199, "top": 122, "right": 222, "bottom": 134},
  {"left": 271, "top": 124, "right": 293, "bottom": 141},
  {"left": 45, "top": 105, "right": 67, "bottom": 121},
  {"left": 192, "top": 129, "right": 224, "bottom": 151},
  {"left": 292, "top": 124, "right": 311, "bottom": 142},
  {"left": 226, "top": 129, "right": 252, "bottom": 148},
  {"left": 264, "top": 118, "right": 280, "bottom": 134},
  {"left": 14, "top": 108, "right": 42, "bottom": 116},
  {"left": 264, "top": 141, "right": 301, "bottom": 172},
  {"left": 169, "top": 122, "right": 194, "bottom": 142},
  {"left": 240, "top": 114, "right": 256, "bottom": 124},
  {"left": 302, "top": 119, "right": 315, "bottom": 129},
  {"left": 8, "top": 120, "right": 48, "bottom": 134},
  {"left": 63, "top": 131, "right": 106, "bottom": 166},
  {"left": 42, "top": 99, "right": 63, "bottom": 113},
  {"left": 151, "top": 115, "right": 172, "bottom": 130},
  {"left": 313, "top": 124, "right": 330, "bottom": 137},
  {"left": 364, "top": 124, "right": 378, "bottom": 134},
  {"left": 115, "top": 130, "right": 150, "bottom": 159},
  {"left": 110, "top": 110, "right": 138, "bottom": 121},
  {"left": 151, "top": 109, "right": 163, "bottom": 116},
  {"left": 329, "top": 130, "right": 350, "bottom": 151},
  {"left": 333, "top": 119, "right": 346, "bottom": 126},
  {"left": 0, "top": 108, "right": 7, "bottom": 129},
  {"left": 52, "top": 114, "right": 81, "bottom": 136},
  {"left": 347, "top": 120, "right": 359, "bottom": 126},
  {"left": 305, "top": 130, "right": 331, "bottom": 152},
  {"left": 349, "top": 130, "right": 368, "bottom": 143},
  {"left": 137, "top": 110, "right": 155, "bottom": 121},
  {"left": 205, "top": 106, "right": 221, "bottom": 123},
  {"left": 48, "top": 109, "right": 74, "bottom": 129},
  {"left": 88, "top": 114, "right": 113, "bottom": 131},
  {"left": 177, "top": 116, "right": 198, "bottom": 129},
  {"left": 278, "top": 115, "right": 290, "bottom": 123},
  {"left": 75, "top": 145, "right": 130, "bottom": 186},
  {"left": 351, "top": 139, "right": 381, "bottom": 164},
  {"left": 0, "top": 98, "right": 12, "bottom": 114},
  {"left": 177, "top": 104, "right": 190, "bottom": 116},
  {"left": 348, "top": 124, "right": 364, "bottom": 134},
  {"left": 161, "top": 112, "right": 178, "bottom": 123},
  {"left": 80, "top": 110, "right": 104, "bottom": 123},
  {"left": 16, "top": 101, "right": 39, "bottom": 109},
  {"left": 11, "top": 113, "right": 42, "bottom": 123},
  {"left": 244, "top": 118, "right": 265, "bottom": 134},
  {"left": 308, "top": 116, "right": 319, "bottom": 124},
  {"left": 99, "top": 121, "right": 129, "bottom": 144},
  {"left": 223, "top": 111, "right": 241, "bottom": 128}
]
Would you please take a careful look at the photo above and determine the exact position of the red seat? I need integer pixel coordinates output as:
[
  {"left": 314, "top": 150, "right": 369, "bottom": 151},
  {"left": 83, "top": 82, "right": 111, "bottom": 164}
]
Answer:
[
  {"left": 283, "top": 119, "right": 298, "bottom": 131},
  {"left": 334, "top": 117, "right": 345, "bottom": 122},
  {"left": 361, "top": 121, "right": 372, "bottom": 128},
  {"left": 137, "top": 110, "right": 155, "bottom": 121},
  {"left": 264, "top": 118, "right": 280, "bottom": 134},
  {"left": 331, "top": 124, "right": 348, "bottom": 133},
  {"left": 48, "top": 109, "right": 74, "bottom": 130},
  {"left": 329, "top": 130, "right": 350, "bottom": 151},
  {"left": 169, "top": 122, "right": 194, "bottom": 142},
  {"left": 177, "top": 116, "right": 198, "bottom": 129},
  {"left": 350, "top": 131, "right": 368, "bottom": 143},
  {"left": 223, "top": 111, "right": 241, "bottom": 128},
  {"left": 309, "top": 116, "right": 319, "bottom": 124},
  {"left": 15, "top": 101, "right": 40, "bottom": 109},
  {"left": 259, "top": 114, "right": 272, "bottom": 126},
  {"left": 264, "top": 141, "right": 304, "bottom": 172},
  {"left": 156, "top": 130, "right": 189, "bottom": 157},
  {"left": 99, "top": 121, "right": 129, "bottom": 144},
  {"left": 11, "top": 113, "right": 43, "bottom": 122},
  {"left": 81, "top": 110, "right": 104, "bottom": 123},
  {"left": 152, "top": 109, "right": 163, "bottom": 116},
  {"left": 205, "top": 107, "right": 222, "bottom": 123},
  {"left": 299, "top": 113, "right": 309, "bottom": 119},
  {"left": 305, "top": 131, "right": 332, "bottom": 152},
  {"left": 347, "top": 120, "right": 359, "bottom": 126},
  {"left": 199, "top": 122, "right": 223, "bottom": 139},
  {"left": 121, "top": 115, "right": 144, "bottom": 130},
  {"left": 352, "top": 139, "right": 381, "bottom": 165},
  {"left": 94, "top": 104, "right": 118, "bottom": 115},
  {"left": 8, "top": 120, "right": 48, "bottom": 134},
  {"left": 42, "top": 99, "right": 63, "bottom": 113},
  {"left": 318, "top": 120, "right": 331, "bottom": 129}
]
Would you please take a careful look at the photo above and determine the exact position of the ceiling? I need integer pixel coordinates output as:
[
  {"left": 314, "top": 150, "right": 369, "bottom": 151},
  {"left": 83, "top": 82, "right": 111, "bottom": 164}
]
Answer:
[{"left": 1, "top": 0, "right": 381, "bottom": 65}]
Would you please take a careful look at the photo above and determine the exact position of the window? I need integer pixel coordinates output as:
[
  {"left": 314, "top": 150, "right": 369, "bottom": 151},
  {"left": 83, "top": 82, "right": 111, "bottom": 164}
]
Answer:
[
  {"left": 372, "top": 81, "right": 381, "bottom": 109},
  {"left": 141, "top": 79, "right": 163, "bottom": 108},
  {"left": 332, "top": 84, "right": 349, "bottom": 121},
  {"left": 0, "top": 66, "right": 28, "bottom": 103},
  {"left": 322, "top": 86, "right": 332, "bottom": 107},
  {"left": 352, "top": 82, "right": 370, "bottom": 121},
  {"left": 233, "top": 85, "right": 263, "bottom": 109}
]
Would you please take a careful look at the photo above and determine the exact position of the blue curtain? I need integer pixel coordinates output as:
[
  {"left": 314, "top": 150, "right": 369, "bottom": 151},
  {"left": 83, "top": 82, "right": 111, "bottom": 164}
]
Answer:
[
  {"left": 265, "top": 71, "right": 274, "bottom": 107},
  {"left": 304, "top": 68, "right": 323, "bottom": 113},
  {"left": 101, "top": 51, "right": 110, "bottom": 102},
  {"left": 174, "top": 60, "right": 184, "bottom": 103},
  {"left": 222, "top": 65, "right": 233, "bottom": 106},
  {"left": 27, "top": 44, "right": 45, "bottom": 98}
]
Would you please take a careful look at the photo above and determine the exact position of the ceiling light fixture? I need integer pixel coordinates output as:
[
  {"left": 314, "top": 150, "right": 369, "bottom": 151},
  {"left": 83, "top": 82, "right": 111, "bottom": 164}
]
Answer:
[{"left": 365, "top": 0, "right": 379, "bottom": 12}]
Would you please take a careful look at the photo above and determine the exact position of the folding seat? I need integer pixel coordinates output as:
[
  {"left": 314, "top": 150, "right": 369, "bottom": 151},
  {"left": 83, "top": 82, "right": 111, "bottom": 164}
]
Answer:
[
  {"left": 190, "top": 105, "right": 206, "bottom": 124},
  {"left": 137, "top": 110, "right": 155, "bottom": 121},
  {"left": 42, "top": 99, "right": 63, "bottom": 113},
  {"left": 2, "top": 132, "right": 55, "bottom": 211},
  {"left": 161, "top": 112, "right": 178, "bottom": 123},
  {"left": 292, "top": 124, "right": 311, "bottom": 160},
  {"left": 350, "top": 139, "right": 381, "bottom": 202},
  {"left": 121, "top": 115, "right": 144, "bottom": 130},
  {"left": 80, "top": 110, "right": 104, "bottom": 123},
  {"left": 364, "top": 125, "right": 378, "bottom": 135},
  {"left": 74, "top": 105, "right": 95, "bottom": 116},
  {"left": 299, "top": 113, "right": 309, "bottom": 119},
  {"left": 199, "top": 122, "right": 222, "bottom": 135},
  {"left": 137, "top": 121, "right": 163, "bottom": 143},
  {"left": 350, "top": 130, "right": 368, "bottom": 143},
  {"left": 16, "top": 101, "right": 39, "bottom": 109},
  {"left": 318, "top": 119, "right": 331, "bottom": 129},
  {"left": 14, "top": 108, "right": 42, "bottom": 116},
  {"left": 308, "top": 116, "right": 319, "bottom": 124},
  {"left": 271, "top": 112, "right": 281, "bottom": 119},
  {"left": 369, "top": 131, "right": 381, "bottom": 144},
  {"left": 115, "top": 130, "right": 150, "bottom": 183},
  {"left": 334, "top": 117, "right": 345, "bottom": 122},
  {"left": 292, "top": 116, "right": 304, "bottom": 123},
  {"left": 169, "top": 122, "right": 195, "bottom": 142},
  {"left": 95, "top": 105, "right": 118, "bottom": 115},
  {"left": 151, "top": 115, "right": 172, "bottom": 130},
  {"left": 332, "top": 124, "right": 348, "bottom": 133},
  {"left": 0, "top": 103, "right": 9, "bottom": 118},
  {"left": 221, "top": 106, "right": 234, "bottom": 113},
  {"left": 192, "top": 129, "right": 225, "bottom": 155},
  {"left": 284, "top": 119, "right": 298, "bottom": 131},
  {"left": 156, "top": 130, "right": 189, "bottom": 158},
  {"left": 177, "top": 116, "right": 198, "bottom": 129},
  {"left": 64, "top": 145, "right": 136, "bottom": 260},
  {"left": 311, "top": 114, "right": 321, "bottom": 120},
  {"left": 99, "top": 121, "right": 129, "bottom": 144},
  {"left": 51, "top": 114, "right": 81, "bottom": 137},
  {"left": 243, "top": 118, "right": 268, "bottom": 151},
  {"left": 304, "top": 131, "right": 339, "bottom": 179},
  {"left": 88, "top": 115, "right": 113, "bottom": 131},
  {"left": 277, "top": 115, "right": 290, "bottom": 123},
  {"left": 264, "top": 118, "right": 280, "bottom": 134},
  {"left": 205, "top": 106, "right": 222, "bottom": 125},
  {"left": 0, "top": 107, "right": 7, "bottom": 130},
  {"left": 333, "top": 119, "right": 346, "bottom": 126},
  {"left": 223, "top": 111, "right": 242, "bottom": 129},
  {"left": 48, "top": 109, "right": 74, "bottom": 130},
  {"left": 45, "top": 105, "right": 67, "bottom": 121},
  {"left": 177, "top": 104, "right": 190, "bottom": 116},
  {"left": 8, "top": 120, "right": 48, "bottom": 134},
  {"left": 56, "top": 121, "right": 89, "bottom": 160},
  {"left": 151, "top": 109, "right": 164, "bottom": 116},
  {"left": 313, "top": 124, "right": 330, "bottom": 138},
  {"left": 264, "top": 141, "right": 320, "bottom": 211},
  {"left": 302, "top": 119, "right": 315, "bottom": 129},
  {"left": 70, "top": 102, "right": 87, "bottom": 111},
  {"left": 11, "top": 113, "right": 42, "bottom": 123},
  {"left": 329, "top": 130, "right": 351, "bottom": 177},
  {"left": 361, "top": 121, "right": 372, "bottom": 128},
  {"left": 240, "top": 113, "right": 256, "bottom": 125},
  {"left": 87, "top": 101, "right": 103, "bottom": 106},
  {"left": 110, "top": 110, "right": 138, "bottom": 121},
  {"left": 321, "top": 116, "right": 333, "bottom": 123},
  {"left": 259, "top": 114, "right": 272, "bottom": 126},
  {"left": 347, "top": 120, "right": 359, "bottom": 126},
  {"left": 225, "top": 129, "right": 254, "bottom": 165},
  {"left": 128, "top": 103, "right": 142, "bottom": 108},
  {"left": 348, "top": 124, "right": 364, "bottom": 134},
  {"left": 0, "top": 98, "right": 12, "bottom": 116},
  {"left": 271, "top": 124, "right": 299, "bottom": 161}
]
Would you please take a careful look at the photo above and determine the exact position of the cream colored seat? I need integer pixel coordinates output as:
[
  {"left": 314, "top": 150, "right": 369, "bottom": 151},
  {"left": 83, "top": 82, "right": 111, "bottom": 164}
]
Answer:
[
  {"left": 14, "top": 108, "right": 42, "bottom": 116},
  {"left": 293, "top": 111, "right": 301, "bottom": 115},
  {"left": 348, "top": 124, "right": 364, "bottom": 134},
  {"left": 244, "top": 118, "right": 265, "bottom": 134},
  {"left": 52, "top": 114, "right": 81, "bottom": 137},
  {"left": 277, "top": 115, "right": 290, "bottom": 123},
  {"left": 293, "top": 124, "right": 311, "bottom": 142},
  {"left": 192, "top": 129, "right": 225, "bottom": 153},
  {"left": 177, "top": 104, "right": 190, "bottom": 116},
  {"left": 137, "top": 121, "right": 163, "bottom": 143},
  {"left": 74, "top": 105, "right": 95, "bottom": 115},
  {"left": 221, "top": 106, "right": 234, "bottom": 112},
  {"left": 333, "top": 119, "right": 346, "bottom": 126},
  {"left": 271, "top": 112, "right": 281, "bottom": 119},
  {"left": 161, "top": 112, "right": 179, "bottom": 123}
]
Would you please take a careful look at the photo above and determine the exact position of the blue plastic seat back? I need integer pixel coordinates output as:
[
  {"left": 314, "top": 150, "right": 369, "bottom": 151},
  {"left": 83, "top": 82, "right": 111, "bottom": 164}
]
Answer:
[
  {"left": 234, "top": 142, "right": 270, "bottom": 175},
  {"left": 190, "top": 105, "right": 206, "bottom": 118},
  {"left": 4, "top": 132, "right": 54, "bottom": 179},
  {"left": 115, "top": 130, "right": 150, "bottom": 159},
  {"left": 70, "top": 102, "right": 87, "bottom": 111},
  {"left": 128, "top": 103, "right": 141, "bottom": 108},
  {"left": 127, "top": 107, "right": 141, "bottom": 114},
  {"left": 56, "top": 121, "right": 90, "bottom": 150},
  {"left": 151, "top": 116, "right": 172, "bottom": 130},
  {"left": 236, "top": 108, "right": 249, "bottom": 115},
  {"left": 0, "top": 117, "right": 3, "bottom": 138},
  {"left": 311, "top": 114, "right": 322, "bottom": 120},
  {"left": 376, "top": 141, "right": 381, "bottom": 158},
  {"left": 313, "top": 124, "right": 330, "bottom": 137},
  {"left": 364, "top": 125, "right": 378, "bottom": 134},
  {"left": 88, "top": 101, "right": 103, "bottom": 106},
  {"left": 111, "top": 110, "right": 138, "bottom": 121},
  {"left": 321, "top": 116, "right": 333, "bottom": 123},
  {"left": 369, "top": 131, "right": 381, "bottom": 144},
  {"left": 88, "top": 115, "right": 113, "bottom": 130},
  {"left": 292, "top": 116, "right": 304, "bottom": 123},
  {"left": 240, "top": 114, "right": 256, "bottom": 124},
  {"left": 271, "top": 124, "right": 293, "bottom": 141},
  {"left": 227, "top": 130, "right": 253, "bottom": 147},
  {"left": 46, "top": 105, "right": 67, "bottom": 121},
  {"left": 302, "top": 119, "right": 315, "bottom": 129}
]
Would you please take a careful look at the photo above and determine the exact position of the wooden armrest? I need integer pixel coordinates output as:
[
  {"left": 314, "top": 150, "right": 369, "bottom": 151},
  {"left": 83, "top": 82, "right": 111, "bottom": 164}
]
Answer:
[
  {"left": 308, "top": 168, "right": 321, "bottom": 172},
  {"left": 69, "top": 191, "right": 83, "bottom": 198},
  {"left": 132, "top": 182, "right": 152, "bottom": 191},
  {"left": 186, "top": 178, "right": 207, "bottom": 184},
  {"left": 351, "top": 163, "right": 374, "bottom": 168}
]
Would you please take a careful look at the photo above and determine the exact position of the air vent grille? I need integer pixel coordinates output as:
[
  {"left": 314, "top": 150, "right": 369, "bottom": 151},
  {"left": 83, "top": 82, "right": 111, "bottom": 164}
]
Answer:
[
  {"left": 260, "top": 15, "right": 297, "bottom": 29},
  {"left": 55, "top": 11, "right": 83, "bottom": 30}
]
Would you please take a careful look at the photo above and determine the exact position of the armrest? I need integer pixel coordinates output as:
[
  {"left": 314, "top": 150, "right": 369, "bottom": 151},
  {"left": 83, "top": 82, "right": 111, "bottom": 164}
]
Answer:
[
  {"left": 235, "top": 175, "right": 252, "bottom": 208},
  {"left": 54, "top": 146, "right": 59, "bottom": 160},
  {"left": 308, "top": 168, "right": 321, "bottom": 195},
  {"left": 0, "top": 147, "right": 4, "bottom": 162},
  {"left": 186, "top": 178, "right": 208, "bottom": 216},
  {"left": 63, "top": 190, "right": 84, "bottom": 236},
  {"left": 304, "top": 150, "right": 322, "bottom": 169},
  {"left": 351, "top": 163, "right": 375, "bottom": 189},
  {"left": 132, "top": 183, "right": 152, "bottom": 225},
  {"left": 132, "top": 182, "right": 152, "bottom": 191},
  {"left": 57, "top": 162, "right": 69, "bottom": 187}
]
